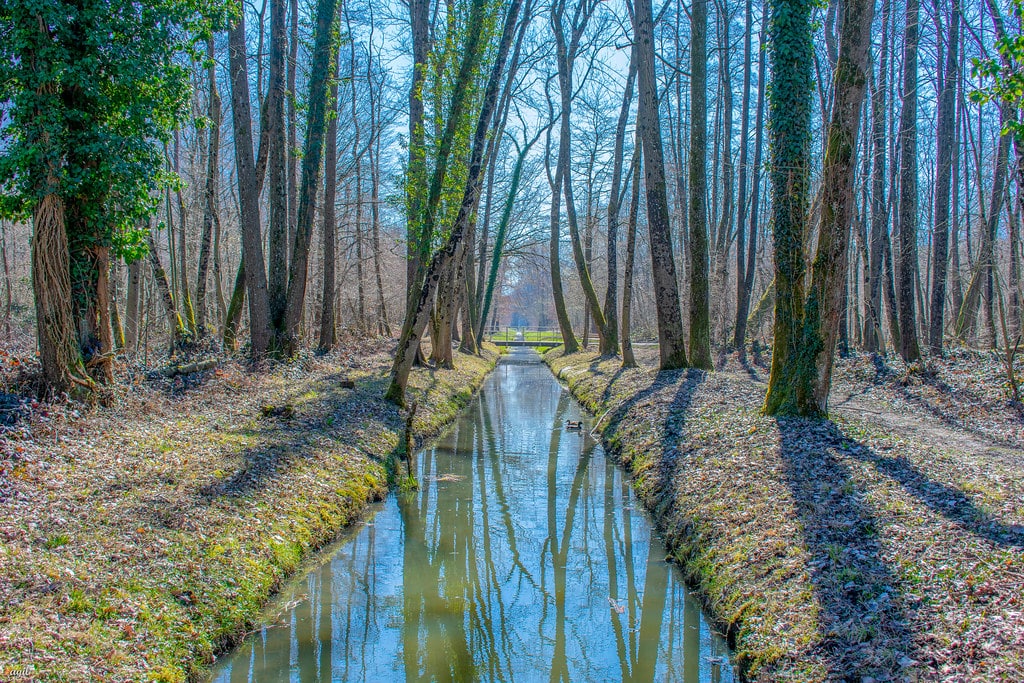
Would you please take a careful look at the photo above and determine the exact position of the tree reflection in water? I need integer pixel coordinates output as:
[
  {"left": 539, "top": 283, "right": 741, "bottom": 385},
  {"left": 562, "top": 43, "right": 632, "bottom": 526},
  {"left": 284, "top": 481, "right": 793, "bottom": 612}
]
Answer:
[{"left": 211, "top": 350, "right": 733, "bottom": 682}]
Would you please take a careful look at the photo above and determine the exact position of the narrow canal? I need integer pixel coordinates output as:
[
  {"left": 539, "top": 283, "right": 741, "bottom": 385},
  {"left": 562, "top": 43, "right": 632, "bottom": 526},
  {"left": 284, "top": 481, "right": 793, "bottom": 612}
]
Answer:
[{"left": 211, "top": 348, "right": 734, "bottom": 682}]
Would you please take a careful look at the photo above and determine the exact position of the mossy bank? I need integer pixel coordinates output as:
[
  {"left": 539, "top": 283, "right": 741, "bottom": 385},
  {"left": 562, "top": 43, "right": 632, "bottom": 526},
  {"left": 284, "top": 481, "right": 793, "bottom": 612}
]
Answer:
[
  {"left": 545, "top": 348, "right": 1024, "bottom": 682},
  {"left": 0, "top": 342, "right": 498, "bottom": 682}
]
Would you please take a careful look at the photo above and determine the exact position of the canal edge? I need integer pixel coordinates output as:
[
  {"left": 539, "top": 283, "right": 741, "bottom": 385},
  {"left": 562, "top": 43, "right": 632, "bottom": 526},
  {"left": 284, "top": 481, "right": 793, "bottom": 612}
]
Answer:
[{"left": 542, "top": 347, "right": 758, "bottom": 682}]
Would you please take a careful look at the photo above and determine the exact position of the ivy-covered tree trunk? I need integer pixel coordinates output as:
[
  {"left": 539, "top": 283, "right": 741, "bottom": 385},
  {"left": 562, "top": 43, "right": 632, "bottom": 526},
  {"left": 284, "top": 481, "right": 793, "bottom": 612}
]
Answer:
[
  {"left": 762, "top": 0, "right": 814, "bottom": 414},
  {"left": 33, "top": 191, "right": 92, "bottom": 397},
  {"left": 479, "top": 133, "right": 537, "bottom": 338},
  {"left": 406, "top": 0, "right": 431, "bottom": 315},
  {"left": 400, "top": 0, "right": 488, "bottom": 370},
  {"left": 797, "top": 0, "right": 875, "bottom": 414},
  {"left": 633, "top": 0, "right": 688, "bottom": 370}
]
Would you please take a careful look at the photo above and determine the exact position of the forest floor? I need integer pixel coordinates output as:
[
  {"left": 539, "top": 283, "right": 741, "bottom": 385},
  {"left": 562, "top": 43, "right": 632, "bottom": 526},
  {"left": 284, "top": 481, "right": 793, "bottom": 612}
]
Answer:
[
  {"left": 0, "top": 337, "right": 498, "bottom": 682},
  {"left": 546, "top": 346, "right": 1023, "bottom": 683}
]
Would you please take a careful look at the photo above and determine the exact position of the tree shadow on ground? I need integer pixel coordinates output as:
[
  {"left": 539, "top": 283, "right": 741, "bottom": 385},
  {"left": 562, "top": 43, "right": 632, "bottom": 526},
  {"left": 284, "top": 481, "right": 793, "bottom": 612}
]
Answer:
[
  {"left": 842, "top": 430, "right": 1024, "bottom": 549},
  {"left": 601, "top": 369, "right": 707, "bottom": 505},
  {"left": 775, "top": 414, "right": 1023, "bottom": 679},
  {"left": 775, "top": 417, "right": 915, "bottom": 679},
  {"left": 197, "top": 373, "right": 402, "bottom": 500},
  {"left": 601, "top": 368, "right": 706, "bottom": 449}
]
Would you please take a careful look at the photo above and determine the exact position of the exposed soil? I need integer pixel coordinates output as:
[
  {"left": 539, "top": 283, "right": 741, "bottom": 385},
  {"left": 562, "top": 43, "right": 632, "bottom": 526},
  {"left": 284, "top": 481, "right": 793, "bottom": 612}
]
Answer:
[{"left": 547, "top": 346, "right": 1024, "bottom": 683}]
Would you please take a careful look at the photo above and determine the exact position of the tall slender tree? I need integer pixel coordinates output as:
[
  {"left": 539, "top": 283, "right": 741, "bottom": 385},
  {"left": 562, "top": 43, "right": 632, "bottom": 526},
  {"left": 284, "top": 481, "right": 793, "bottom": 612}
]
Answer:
[
  {"left": 632, "top": 0, "right": 688, "bottom": 370},
  {"left": 928, "top": 0, "right": 960, "bottom": 354},
  {"left": 895, "top": 0, "right": 922, "bottom": 362},
  {"left": 688, "top": 0, "right": 712, "bottom": 369}
]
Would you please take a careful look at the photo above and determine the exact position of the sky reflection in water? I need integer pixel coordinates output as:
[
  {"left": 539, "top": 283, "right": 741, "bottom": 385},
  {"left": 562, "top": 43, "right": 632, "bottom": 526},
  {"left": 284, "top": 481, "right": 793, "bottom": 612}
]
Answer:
[{"left": 211, "top": 350, "right": 734, "bottom": 682}]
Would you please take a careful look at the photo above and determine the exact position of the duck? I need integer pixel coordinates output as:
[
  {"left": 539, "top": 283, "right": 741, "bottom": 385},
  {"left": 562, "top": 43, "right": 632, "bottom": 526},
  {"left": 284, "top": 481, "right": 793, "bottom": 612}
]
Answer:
[{"left": 565, "top": 420, "right": 583, "bottom": 430}]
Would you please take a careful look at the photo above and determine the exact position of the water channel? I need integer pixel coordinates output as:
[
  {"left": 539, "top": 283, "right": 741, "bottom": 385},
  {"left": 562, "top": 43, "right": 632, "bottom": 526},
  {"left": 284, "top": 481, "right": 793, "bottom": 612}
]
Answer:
[{"left": 211, "top": 349, "right": 734, "bottom": 682}]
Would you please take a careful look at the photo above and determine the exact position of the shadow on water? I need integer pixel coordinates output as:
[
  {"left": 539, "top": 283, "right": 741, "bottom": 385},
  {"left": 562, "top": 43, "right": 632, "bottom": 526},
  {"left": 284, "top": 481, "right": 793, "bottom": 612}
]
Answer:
[{"left": 210, "top": 349, "right": 733, "bottom": 682}]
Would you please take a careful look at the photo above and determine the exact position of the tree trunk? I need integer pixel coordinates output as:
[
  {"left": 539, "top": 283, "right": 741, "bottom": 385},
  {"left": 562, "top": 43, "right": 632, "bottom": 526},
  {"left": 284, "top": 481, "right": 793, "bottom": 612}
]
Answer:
[
  {"left": 196, "top": 35, "right": 221, "bottom": 333},
  {"left": 172, "top": 132, "right": 196, "bottom": 333},
  {"left": 110, "top": 263, "right": 125, "bottom": 351},
  {"left": 687, "top": 0, "right": 712, "bottom": 369},
  {"left": 549, "top": 145, "right": 577, "bottom": 354},
  {"left": 367, "top": 45, "right": 390, "bottom": 337},
  {"left": 712, "top": 5, "right": 735, "bottom": 345},
  {"left": 621, "top": 141, "right": 642, "bottom": 369},
  {"left": 762, "top": 0, "right": 814, "bottom": 414},
  {"left": 633, "top": 0, "right": 688, "bottom": 370},
  {"left": 227, "top": 11, "right": 273, "bottom": 356},
  {"left": 956, "top": 108, "right": 1011, "bottom": 343},
  {"left": 223, "top": 259, "right": 246, "bottom": 352},
  {"left": 287, "top": 0, "right": 299, "bottom": 254},
  {"left": 318, "top": 64, "right": 341, "bottom": 353},
  {"left": 125, "top": 259, "right": 142, "bottom": 352},
  {"left": 928, "top": 0, "right": 959, "bottom": 354},
  {"left": 603, "top": 54, "right": 637, "bottom": 358},
  {"left": 281, "top": 0, "right": 343, "bottom": 351},
  {"left": 267, "top": 0, "right": 289, "bottom": 340},
  {"left": 386, "top": 0, "right": 526, "bottom": 404},
  {"left": 733, "top": 0, "right": 754, "bottom": 354},
  {"left": 146, "top": 228, "right": 186, "bottom": 347},
  {"left": 552, "top": 0, "right": 609, "bottom": 353},
  {"left": 895, "top": 0, "right": 921, "bottom": 362},
  {"left": 864, "top": 0, "right": 889, "bottom": 353},
  {"left": 734, "top": 7, "right": 768, "bottom": 351}
]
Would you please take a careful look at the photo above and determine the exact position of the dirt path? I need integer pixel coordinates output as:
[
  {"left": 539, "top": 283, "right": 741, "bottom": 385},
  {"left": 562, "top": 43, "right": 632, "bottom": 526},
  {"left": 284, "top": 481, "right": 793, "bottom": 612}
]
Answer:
[{"left": 832, "top": 390, "right": 1023, "bottom": 467}]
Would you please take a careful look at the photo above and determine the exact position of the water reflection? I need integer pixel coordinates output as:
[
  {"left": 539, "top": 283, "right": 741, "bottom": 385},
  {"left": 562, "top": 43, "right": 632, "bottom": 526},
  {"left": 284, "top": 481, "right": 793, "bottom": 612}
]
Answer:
[{"left": 211, "top": 350, "right": 733, "bottom": 682}]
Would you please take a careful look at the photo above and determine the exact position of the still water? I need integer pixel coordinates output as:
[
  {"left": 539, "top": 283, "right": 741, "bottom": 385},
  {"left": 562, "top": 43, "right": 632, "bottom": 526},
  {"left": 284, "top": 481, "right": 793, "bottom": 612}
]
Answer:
[{"left": 211, "top": 349, "right": 734, "bottom": 682}]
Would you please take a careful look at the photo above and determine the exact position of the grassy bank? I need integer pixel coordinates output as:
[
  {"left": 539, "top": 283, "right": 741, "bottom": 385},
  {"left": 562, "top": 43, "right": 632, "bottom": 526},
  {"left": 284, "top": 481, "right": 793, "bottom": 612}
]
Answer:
[
  {"left": 545, "top": 348, "right": 1023, "bottom": 682},
  {"left": 0, "top": 341, "right": 497, "bottom": 682}
]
